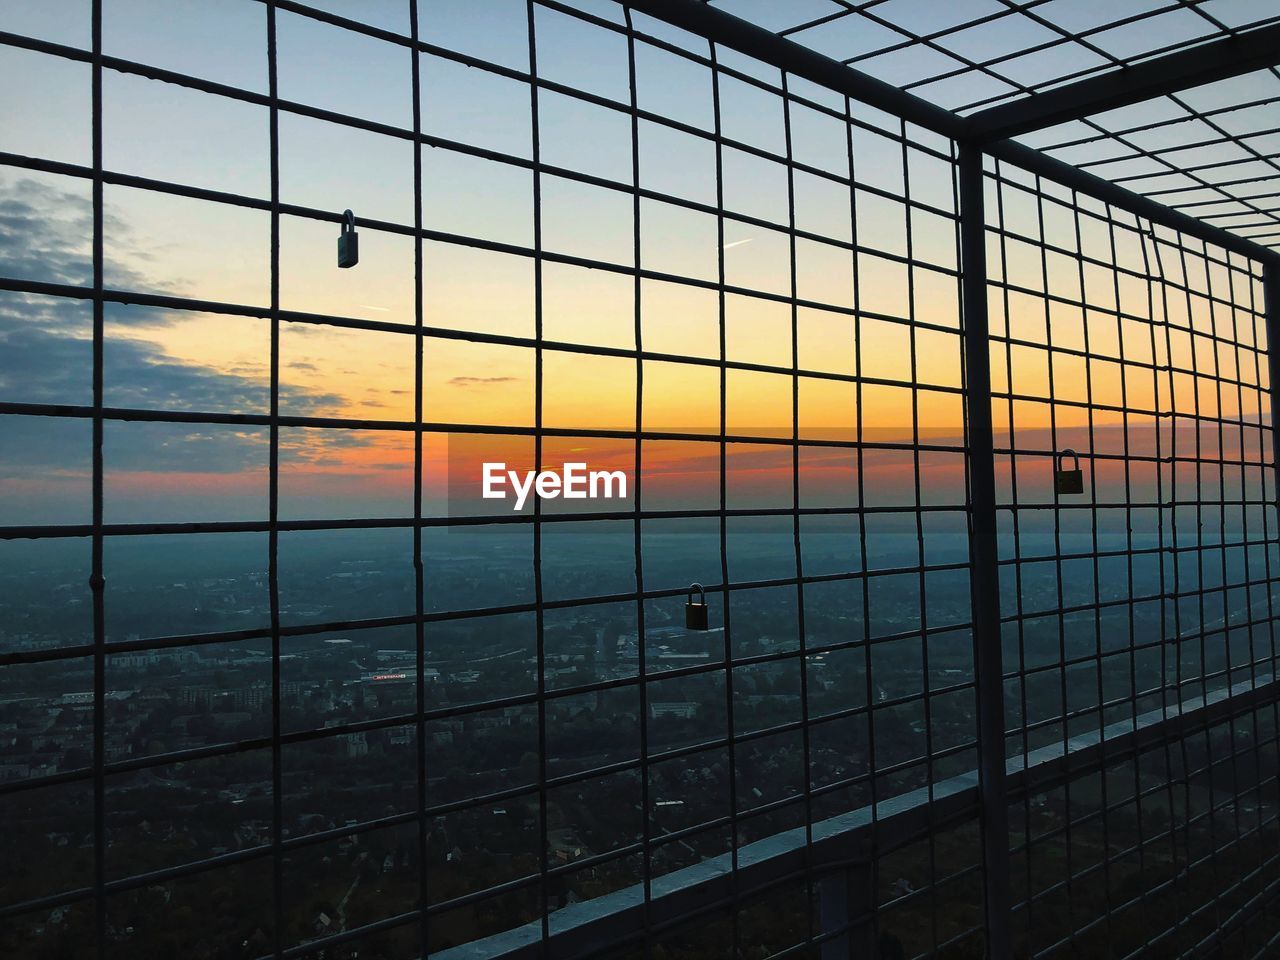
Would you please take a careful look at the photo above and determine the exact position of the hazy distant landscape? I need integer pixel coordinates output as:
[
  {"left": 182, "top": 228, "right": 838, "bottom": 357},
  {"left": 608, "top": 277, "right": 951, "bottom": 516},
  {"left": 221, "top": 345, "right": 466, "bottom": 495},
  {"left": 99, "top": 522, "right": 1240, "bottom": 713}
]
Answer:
[{"left": 3, "top": 522, "right": 1269, "bottom": 957}]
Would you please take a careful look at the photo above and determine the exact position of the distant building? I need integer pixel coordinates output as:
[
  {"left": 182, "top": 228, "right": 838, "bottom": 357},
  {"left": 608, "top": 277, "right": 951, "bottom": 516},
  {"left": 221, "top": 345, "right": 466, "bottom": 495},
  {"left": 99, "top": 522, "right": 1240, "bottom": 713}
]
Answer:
[
  {"left": 388, "top": 727, "right": 413, "bottom": 747},
  {"left": 649, "top": 702, "right": 699, "bottom": 720},
  {"left": 360, "top": 672, "right": 415, "bottom": 709}
]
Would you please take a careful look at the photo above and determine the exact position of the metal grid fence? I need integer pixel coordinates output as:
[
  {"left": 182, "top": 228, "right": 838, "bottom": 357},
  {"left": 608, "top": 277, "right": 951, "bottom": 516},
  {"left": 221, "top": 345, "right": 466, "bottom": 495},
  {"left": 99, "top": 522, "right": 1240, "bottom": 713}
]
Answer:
[
  {"left": 985, "top": 155, "right": 1280, "bottom": 958},
  {"left": 0, "top": 2, "right": 1275, "bottom": 959}
]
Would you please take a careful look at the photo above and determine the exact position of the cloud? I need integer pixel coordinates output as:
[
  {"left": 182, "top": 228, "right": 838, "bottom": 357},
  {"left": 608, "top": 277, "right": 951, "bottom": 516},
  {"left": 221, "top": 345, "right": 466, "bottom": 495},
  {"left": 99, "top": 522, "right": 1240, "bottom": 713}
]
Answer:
[
  {"left": 448, "top": 376, "right": 517, "bottom": 387},
  {"left": 0, "top": 171, "right": 156, "bottom": 296},
  {"left": 0, "top": 292, "right": 342, "bottom": 416},
  {"left": 0, "top": 175, "right": 94, "bottom": 288},
  {"left": 0, "top": 177, "right": 363, "bottom": 482}
]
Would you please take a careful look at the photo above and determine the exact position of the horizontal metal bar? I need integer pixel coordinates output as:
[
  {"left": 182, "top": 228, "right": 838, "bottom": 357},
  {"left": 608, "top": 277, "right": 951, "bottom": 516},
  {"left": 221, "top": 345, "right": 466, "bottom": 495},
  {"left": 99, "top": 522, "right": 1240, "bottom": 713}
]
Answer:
[
  {"left": 0, "top": 501, "right": 965, "bottom": 541},
  {"left": 0, "top": 397, "right": 968, "bottom": 452},
  {"left": 964, "top": 23, "right": 1280, "bottom": 142},
  {"left": 4, "top": 493, "right": 1279, "bottom": 540}
]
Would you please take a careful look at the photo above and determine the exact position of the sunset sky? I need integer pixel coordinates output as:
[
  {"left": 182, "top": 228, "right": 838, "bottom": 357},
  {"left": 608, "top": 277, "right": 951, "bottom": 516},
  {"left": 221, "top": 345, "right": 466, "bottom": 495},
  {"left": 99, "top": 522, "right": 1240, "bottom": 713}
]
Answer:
[{"left": 0, "top": 0, "right": 1266, "bottom": 529}]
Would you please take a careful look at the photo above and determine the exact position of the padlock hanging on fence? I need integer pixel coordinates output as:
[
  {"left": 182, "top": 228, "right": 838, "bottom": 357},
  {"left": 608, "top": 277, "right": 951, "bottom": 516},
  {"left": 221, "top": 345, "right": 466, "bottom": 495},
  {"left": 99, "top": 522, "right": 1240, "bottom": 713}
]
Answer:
[
  {"left": 1054, "top": 449, "right": 1084, "bottom": 495},
  {"left": 685, "top": 583, "right": 709, "bottom": 631},
  {"left": 337, "top": 209, "right": 359, "bottom": 268}
]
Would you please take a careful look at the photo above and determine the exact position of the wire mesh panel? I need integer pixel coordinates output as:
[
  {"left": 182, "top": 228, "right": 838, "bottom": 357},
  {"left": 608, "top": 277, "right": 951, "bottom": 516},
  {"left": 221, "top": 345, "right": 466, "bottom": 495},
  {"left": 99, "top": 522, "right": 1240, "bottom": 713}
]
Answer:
[
  {"left": 983, "top": 156, "right": 1280, "bottom": 957},
  {"left": 1007, "top": 700, "right": 1280, "bottom": 958},
  {"left": 1018, "top": 68, "right": 1280, "bottom": 256},
  {"left": 0, "top": 2, "right": 985, "bottom": 958},
  {"left": 2, "top": 2, "right": 1279, "bottom": 959},
  {"left": 702, "top": 0, "right": 1280, "bottom": 117}
]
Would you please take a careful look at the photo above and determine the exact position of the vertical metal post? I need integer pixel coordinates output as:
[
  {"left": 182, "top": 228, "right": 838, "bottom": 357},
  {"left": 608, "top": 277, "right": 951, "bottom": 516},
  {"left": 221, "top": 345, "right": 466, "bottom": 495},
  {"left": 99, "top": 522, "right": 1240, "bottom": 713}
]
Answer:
[
  {"left": 409, "top": 2, "right": 429, "bottom": 953},
  {"left": 818, "top": 860, "right": 876, "bottom": 959},
  {"left": 957, "top": 144, "right": 1012, "bottom": 959},
  {"left": 1265, "top": 261, "right": 1280, "bottom": 697},
  {"left": 90, "top": 0, "right": 106, "bottom": 951},
  {"left": 266, "top": 4, "right": 284, "bottom": 956},
  {"left": 1265, "top": 268, "right": 1280, "bottom": 494},
  {"left": 818, "top": 870, "right": 850, "bottom": 960}
]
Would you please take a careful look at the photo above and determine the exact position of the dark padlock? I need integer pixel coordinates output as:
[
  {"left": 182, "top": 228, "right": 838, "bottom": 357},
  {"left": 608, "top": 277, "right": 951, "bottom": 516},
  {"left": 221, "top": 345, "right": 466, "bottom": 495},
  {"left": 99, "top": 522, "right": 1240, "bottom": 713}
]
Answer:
[
  {"left": 685, "top": 582, "right": 709, "bottom": 631},
  {"left": 1054, "top": 448, "right": 1084, "bottom": 495},
  {"left": 337, "top": 209, "right": 359, "bottom": 268}
]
